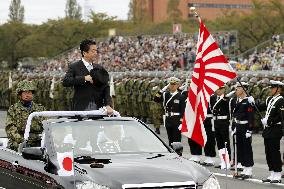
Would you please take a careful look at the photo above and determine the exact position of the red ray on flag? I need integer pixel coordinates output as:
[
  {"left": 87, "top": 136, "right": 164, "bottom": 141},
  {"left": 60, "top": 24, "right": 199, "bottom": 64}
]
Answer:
[{"left": 181, "top": 19, "right": 236, "bottom": 147}]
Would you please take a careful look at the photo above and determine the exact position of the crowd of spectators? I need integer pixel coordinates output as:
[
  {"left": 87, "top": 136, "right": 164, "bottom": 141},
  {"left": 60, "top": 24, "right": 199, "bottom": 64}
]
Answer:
[
  {"left": 233, "top": 35, "right": 284, "bottom": 71},
  {"left": 36, "top": 34, "right": 198, "bottom": 72},
  {"left": 34, "top": 32, "right": 283, "bottom": 73}
]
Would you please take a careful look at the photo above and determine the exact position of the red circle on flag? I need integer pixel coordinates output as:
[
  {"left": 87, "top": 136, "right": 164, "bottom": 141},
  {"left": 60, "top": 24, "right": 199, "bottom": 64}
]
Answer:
[{"left": 62, "top": 157, "right": 73, "bottom": 171}]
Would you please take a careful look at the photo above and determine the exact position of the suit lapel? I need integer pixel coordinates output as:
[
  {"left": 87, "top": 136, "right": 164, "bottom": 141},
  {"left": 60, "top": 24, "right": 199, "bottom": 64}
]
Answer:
[{"left": 78, "top": 60, "right": 89, "bottom": 74}]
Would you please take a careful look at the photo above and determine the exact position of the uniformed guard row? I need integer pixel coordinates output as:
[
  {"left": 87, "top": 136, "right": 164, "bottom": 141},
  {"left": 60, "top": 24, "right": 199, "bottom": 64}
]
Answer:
[{"left": 1, "top": 71, "right": 284, "bottom": 134}]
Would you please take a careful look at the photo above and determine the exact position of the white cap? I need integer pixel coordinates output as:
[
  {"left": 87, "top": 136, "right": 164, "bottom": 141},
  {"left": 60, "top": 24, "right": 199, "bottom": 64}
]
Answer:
[
  {"left": 235, "top": 82, "right": 249, "bottom": 88},
  {"left": 168, "top": 77, "right": 181, "bottom": 84},
  {"left": 270, "top": 80, "right": 284, "bottom": 86}
]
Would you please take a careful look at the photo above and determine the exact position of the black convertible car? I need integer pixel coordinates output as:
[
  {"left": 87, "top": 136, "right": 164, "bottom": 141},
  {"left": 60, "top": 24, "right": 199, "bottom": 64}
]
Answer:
[{"left": 0, "top": 110, "right": 220, "bottom": 189}]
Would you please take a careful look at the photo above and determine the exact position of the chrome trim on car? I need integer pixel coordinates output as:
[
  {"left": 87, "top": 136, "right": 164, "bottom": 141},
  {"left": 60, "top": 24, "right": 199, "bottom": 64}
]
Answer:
[{"left": 122, "top": 181, "right": 196, "bottom": 189}]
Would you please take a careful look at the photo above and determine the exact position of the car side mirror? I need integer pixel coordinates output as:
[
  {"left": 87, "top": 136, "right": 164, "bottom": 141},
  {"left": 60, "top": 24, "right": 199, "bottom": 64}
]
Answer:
[
  {"left": 22, "top": 147, "right": 43, "bottom": 160},
  {"left": 0, "top": 137, "right": 8, "bottom": 148},
  {"left": 171, "top": 142, "right": 183, "bottom": 156}
]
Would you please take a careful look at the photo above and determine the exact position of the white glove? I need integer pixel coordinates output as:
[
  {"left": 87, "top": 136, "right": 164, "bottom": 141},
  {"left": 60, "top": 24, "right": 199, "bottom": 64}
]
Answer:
[
  {"left": 152, "top": 86, "right": 158, "bottom": 91},
  {"left": 179, "top": 84, "right": 187, "bottom": 91},
  {"left": 231, "top": 128, "right": 236, "bottom": 137},
  {"left": 261, "top": 117, "right": 268, "bottom": 126},
  {"left": 245, "top": 131, "right": 252, "bottom": 138},
  {"left": 225, "top": 91, "right": 235, "bottom": 98},
  {"left": 178, "top": 124, "right": 182, "bottom": 131},
  {"left": 247, "top": 96, "right": 255, "bottom": 104},
  {"left": 161, "top": 84, "right": 170, "bottom": 92}
]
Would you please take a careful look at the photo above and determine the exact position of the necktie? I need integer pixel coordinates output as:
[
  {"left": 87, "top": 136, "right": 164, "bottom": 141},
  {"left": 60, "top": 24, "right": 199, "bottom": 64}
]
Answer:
[{"left": 87, "top": 64, "right": 93, "bottom": 72}]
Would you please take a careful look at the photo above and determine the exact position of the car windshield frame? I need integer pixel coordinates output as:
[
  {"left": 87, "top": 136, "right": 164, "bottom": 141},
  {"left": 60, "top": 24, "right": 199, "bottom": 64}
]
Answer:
[{"left": 46, "top": 118, "right": 171, "bottom": 157}]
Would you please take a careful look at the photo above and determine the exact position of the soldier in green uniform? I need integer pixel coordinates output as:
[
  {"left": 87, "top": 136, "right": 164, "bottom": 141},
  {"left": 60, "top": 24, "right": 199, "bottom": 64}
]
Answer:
[
  {"left": 52, "top": 74, "right": 65, "bottom": 111},
  {"left": 10, "top": 73, "right": 20, "bottom": 105},
  {"left": 131, "top": 77, "right": 140, "bottom": 118},
  {"left": 120, "top": 77, "right": 129, "bottom": 116},
  {"left": 0, "top": 72, "right": 9, "bottom": 109},
  {"left": 259, "top": 78, "right": 270, "bottom": 103},
  {"left": 137, "top": 77, "right": 148, "bottom": 122},
  {"left": 5, "top": 80, "right": 46, "bottom": 151},
  {"left": 149, "top": 78, "right": 163, "bottom": 134},
  {"left": 125, "top": 77, "right": 134, "bottom": 117},
  {"left": 248, "top": 77, "right": 262, "bottom": 133}
]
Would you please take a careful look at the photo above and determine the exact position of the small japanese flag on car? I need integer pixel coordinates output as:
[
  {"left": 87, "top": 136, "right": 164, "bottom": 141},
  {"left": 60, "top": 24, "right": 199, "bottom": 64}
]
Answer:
[{"left": 57, "top": 151, "right": 74, "bottom": 176}]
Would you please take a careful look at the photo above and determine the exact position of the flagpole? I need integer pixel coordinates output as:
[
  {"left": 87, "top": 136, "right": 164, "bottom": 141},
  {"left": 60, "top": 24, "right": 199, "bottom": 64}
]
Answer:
[
  {"left": 233, "top": 133, "right": 239, "bottom": 178},
  {"left": 224, "top": 142, "right": 228, "bottom": 189},
  {"left": 189, "top": 7, "right": 201, "bottom": 22},
  {"left": 72, "top": 147, "right": 76, "bottom": 189}
]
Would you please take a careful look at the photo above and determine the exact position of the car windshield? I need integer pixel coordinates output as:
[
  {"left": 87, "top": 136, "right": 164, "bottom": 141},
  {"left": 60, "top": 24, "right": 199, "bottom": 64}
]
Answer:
[{"left": 50, "top": 119, "right": 169, "bottom": 156}]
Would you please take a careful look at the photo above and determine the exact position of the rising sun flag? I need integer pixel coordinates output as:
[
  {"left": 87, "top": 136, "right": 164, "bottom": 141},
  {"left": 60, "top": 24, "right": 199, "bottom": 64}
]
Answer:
[
  {"left": 57, "top": 151, "right": 74, "bottom": 177},
  {"left": 181, "top": 18, "right": 237, "bottom": 147}
]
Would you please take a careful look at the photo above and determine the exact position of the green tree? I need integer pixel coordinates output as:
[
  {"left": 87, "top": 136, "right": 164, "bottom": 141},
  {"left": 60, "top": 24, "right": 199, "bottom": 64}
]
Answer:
[
  {"left": 8, "top": 0, "right": 24, "bottom": 23},
  {"left": 212, "top": 0, "right": 284, "bottom": 51},
  {"left": 65, "top": 0, "right": 82, "bottom": 20},
  {"left": 167, "top": 0, "right": 182, "bottom": 23},
  {"left": 0, "top": 22, "right": 31, "bottom": 68},
  {"left": 127, "top": 0, "right": 135, "bottom": 21},
  {"left": 39, "top": 19, "right": 88, "bottom": 56},
  {"left": 128, "top": 0, "right": 150, "bottom": 24}
]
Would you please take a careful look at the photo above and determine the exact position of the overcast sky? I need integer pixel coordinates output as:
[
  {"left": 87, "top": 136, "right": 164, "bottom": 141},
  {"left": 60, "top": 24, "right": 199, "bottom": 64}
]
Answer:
[{"left": 0, "top": 0, "right": 130, "bottom": 24}]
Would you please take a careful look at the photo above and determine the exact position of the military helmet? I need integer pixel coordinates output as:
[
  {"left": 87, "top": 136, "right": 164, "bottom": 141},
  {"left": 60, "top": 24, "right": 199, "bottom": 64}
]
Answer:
[
  {"left": 16, "top": 80, "right": 36, "bottom": 94},
  {"left": 235, "top": 82, "right": 249, "bottom": 89},
  {"left": 249, "top": 77, "right": 257, "bottom": 83},
  {"left": 167, "top": 77, "right": 181, "bottom": 84},
  {"left": 240, "top": 77, "right": 249, "bottom": 82},
  {"left": 261, "top": 78, "right": 270, "bottom": 85},
  {"left": 150, "top": 78, "right": 160, "bottom": 84}
]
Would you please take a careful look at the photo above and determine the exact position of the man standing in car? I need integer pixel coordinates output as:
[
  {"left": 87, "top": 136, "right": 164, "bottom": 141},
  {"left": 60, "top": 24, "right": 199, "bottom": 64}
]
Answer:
[
  {"left": 62, "top": 39, "right": 113, "bottom": 114},
  {"left": 5, "top": 80, "right": 46, "bottom": 151}
]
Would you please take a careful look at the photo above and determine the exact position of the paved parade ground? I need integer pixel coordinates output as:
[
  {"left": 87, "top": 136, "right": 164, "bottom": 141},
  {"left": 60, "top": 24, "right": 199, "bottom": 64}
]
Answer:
[{"left": 0, "top": 110, "right": 284, "bottom": 188}]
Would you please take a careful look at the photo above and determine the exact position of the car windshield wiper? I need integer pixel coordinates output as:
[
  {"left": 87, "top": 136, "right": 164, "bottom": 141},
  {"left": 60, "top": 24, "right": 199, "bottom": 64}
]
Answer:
[
  {"left": 74, "top": 155, "right": 111, "bottom": 164},
  {"left": 74, "top": 155, "right": 93, "bottom": 161}
]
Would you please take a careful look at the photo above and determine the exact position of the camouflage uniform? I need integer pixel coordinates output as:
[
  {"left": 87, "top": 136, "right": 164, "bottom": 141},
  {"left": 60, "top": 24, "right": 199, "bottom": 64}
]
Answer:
[
  {"left": 131, "top": 79, "right": 140, "bottom": 118},
  {"left": 5, "top": 80, "right": 46, "bottom": 151},
  {"left": 149, "top": 79, "right": 163, "bottom": 133},
  {"left": 137, "top": 79, "right": 147, "bottom": 121},
  {"left": 125, "top": 79, "right": 134, "bottom": 117},
  {"left": 119, "top": 79, "right": 128, "bottom": 116},
  {"left": 248, "top": 77, "right": 262, "bottom": 133},
  {"left": 259, "top": 78, "right": 271, "bottom": 103},
  {"left": 114, "top": 78, "right": 125, "bottom": 115}
]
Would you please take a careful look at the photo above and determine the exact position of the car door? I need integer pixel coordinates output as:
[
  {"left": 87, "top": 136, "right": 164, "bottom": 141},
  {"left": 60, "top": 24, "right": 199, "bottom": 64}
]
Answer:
[{"left": 0, "top": 149, "right": 60, "bottom": 189}]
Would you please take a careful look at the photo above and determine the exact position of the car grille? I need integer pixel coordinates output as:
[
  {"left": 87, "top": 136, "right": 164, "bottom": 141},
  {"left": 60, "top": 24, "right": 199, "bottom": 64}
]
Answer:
[{"left": 122, "top": 181, "right": 196, "bottom": 189}]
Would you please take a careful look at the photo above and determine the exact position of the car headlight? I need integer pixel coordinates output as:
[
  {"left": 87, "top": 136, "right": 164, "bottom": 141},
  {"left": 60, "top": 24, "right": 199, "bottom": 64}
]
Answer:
[
  {"left": 76, "top": 181, "right": 110, "bottom": 189},
  {"left": 202, "top": 176, "right": 220, "bottom": 189}
]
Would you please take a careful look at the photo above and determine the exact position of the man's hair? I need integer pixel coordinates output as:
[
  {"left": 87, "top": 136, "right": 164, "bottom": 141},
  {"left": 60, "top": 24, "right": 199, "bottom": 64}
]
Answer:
[{"left": 80, "top": 39, "right": 96, "bottom": 57}]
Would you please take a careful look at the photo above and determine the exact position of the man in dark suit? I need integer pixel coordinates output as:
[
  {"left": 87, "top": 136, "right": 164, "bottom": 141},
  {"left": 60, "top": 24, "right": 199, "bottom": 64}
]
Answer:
[{"left": 62, "top": 39, "right": 113, "bottom": 114}]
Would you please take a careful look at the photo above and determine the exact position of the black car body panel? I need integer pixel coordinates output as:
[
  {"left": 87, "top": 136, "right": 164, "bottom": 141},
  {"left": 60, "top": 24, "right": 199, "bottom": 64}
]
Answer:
[
  {"left": 0, "top": 114, "right": 215, "bottom": 189},
  {"left": 72, "top": 153, "right": 211, "bottom": 188}
]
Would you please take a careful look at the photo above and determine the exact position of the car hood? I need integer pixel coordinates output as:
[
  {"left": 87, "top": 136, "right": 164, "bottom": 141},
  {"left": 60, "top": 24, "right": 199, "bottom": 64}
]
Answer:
[{"left": 75, "top": 153, "right": 211, "bottom": 188}]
